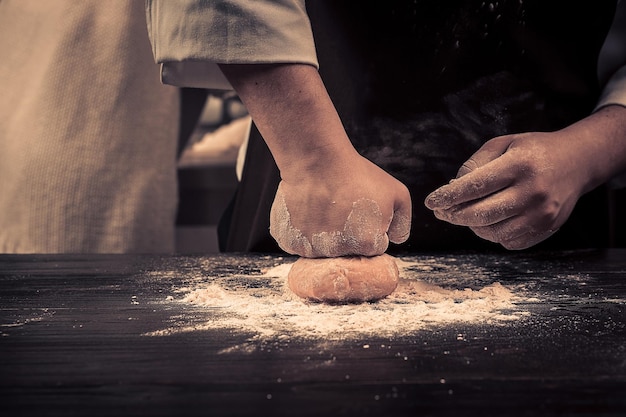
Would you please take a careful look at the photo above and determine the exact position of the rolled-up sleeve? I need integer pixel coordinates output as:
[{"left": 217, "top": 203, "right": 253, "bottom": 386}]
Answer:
[
  {"left": 146, "top": 0, "right": 318, "bottom": 89},
  {"left": 597, "top": 66, "right": 626, "bottom": 189},
  {"left": 595, "top": 2, "right": 626, "bottom": 188},
  {"left": 596, "top": 66, "right": 626, "bottom": 110},
  {"left": 596, "top": 0, "right": 626, "bottom": 110}
]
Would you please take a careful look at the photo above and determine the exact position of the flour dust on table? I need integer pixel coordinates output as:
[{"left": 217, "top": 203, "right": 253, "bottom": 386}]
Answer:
[{"left": 143, "top": 256, "right": 532, "bottom": 344}]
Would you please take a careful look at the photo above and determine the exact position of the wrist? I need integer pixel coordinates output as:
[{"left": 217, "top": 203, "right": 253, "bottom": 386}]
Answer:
[
  {"left": 219, "top": 63, "right": 359, "bottom": 181},
  {"left": 566, "top": 105, "right": 626, "bottom": 193}
]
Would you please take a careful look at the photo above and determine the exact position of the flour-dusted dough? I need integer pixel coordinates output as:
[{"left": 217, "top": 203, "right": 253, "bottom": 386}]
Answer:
[{"left": 287, "top": 254, "right": 399, "bottom": 303}]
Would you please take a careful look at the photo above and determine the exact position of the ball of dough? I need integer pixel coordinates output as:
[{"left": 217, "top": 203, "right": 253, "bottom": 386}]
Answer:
[{"left": 287, "top": 254, "right": 399, "bottom": 303}]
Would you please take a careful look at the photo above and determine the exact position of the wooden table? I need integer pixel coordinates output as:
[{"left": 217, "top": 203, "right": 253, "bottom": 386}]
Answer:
[{"left": 1, "top": 250, "right": 625, "bottom": 416}]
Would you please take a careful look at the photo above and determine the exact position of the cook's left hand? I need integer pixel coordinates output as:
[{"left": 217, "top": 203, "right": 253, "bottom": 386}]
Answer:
[{"left": 424, "top": 104, "right": 626, "bottom": 249}]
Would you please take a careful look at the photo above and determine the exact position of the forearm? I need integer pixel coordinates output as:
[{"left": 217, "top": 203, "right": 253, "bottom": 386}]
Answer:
[{"left": 218, "top": 63, "right": 359, "bottom": 182}]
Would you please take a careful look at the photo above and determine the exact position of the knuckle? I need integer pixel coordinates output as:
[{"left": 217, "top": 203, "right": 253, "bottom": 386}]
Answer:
[
  {"left": 532, "top": 199, "right": 561, "bottom": 228},
  {"left": 356, "top": 233, "right": 388, "bottom": 256},
  {"left": 458, "top": 159, "right": 479, "bottom": 176},
  {"left": 468, "top": 177, "right": 486, "bottom": 193}
]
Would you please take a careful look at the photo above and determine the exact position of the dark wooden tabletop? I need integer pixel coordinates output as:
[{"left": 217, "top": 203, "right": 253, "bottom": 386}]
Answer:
[{"left": 1, "top": 250, "right": 625, "bottom": 417}]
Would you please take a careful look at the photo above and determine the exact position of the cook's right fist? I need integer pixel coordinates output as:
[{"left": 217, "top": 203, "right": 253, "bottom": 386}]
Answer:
[{"left": 270, "top": 154, "right": 412, "bottom": 258}]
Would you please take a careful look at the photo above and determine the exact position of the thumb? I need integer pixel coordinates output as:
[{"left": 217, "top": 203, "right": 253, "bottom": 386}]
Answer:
[
  {"left": 456, "top": 135, "right": 514, "bottom": 178},
  {"left": 388, "top": 190, "right": 412, "bottom": 244}
]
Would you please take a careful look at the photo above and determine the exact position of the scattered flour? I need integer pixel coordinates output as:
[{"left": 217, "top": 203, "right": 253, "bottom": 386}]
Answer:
[{"left": 143, "top": 257, "right": 530, "bottom": 342}]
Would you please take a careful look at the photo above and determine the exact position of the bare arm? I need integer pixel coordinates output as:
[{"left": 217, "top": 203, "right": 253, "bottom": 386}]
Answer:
[
  {"left": 219, "top": 63, "right": 412, "bottom": 257},
  {"left": 218, "top": 64, "right": 357, "bottom": 182}
]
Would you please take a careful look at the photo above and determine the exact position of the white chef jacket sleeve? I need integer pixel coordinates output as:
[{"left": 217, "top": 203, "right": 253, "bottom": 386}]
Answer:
[
  {"left": 596, "top": 66, "right": 626, "bottom": 110},
  {"left": 596, "top": 1, "right": 626, "bottom": 188},
  {"left": 145, "top": 0, "right": 319, "bottom": 90},
  {"left": 596, "top": 0, "right": 626, "bottom": 110},
  {"left": 599, "top": 65, "right": 626, "bottom": 189}
]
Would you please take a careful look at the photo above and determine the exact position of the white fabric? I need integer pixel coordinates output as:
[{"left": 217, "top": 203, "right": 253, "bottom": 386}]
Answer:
[
  {"left": 161, "top": 61, "right": 234, "bottom": 90},
  {"left": 597, "top": 0, "right": 626, "bottom": 109},
  {"left": 145, "top": 0, "right": 318, "bottom": 89},
  {"left": 597, "top": 66, "right": 626, "bottom": 108},
  {"left": 596, "top": 1, "right": 626, "bottom": 188},
  {"left": 0, "top": 0, "right": 180, "bottom": 253}
]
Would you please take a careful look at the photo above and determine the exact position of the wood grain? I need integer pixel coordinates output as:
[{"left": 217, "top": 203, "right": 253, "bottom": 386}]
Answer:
[{"left": 1, "top": 250, "right": 625, "bottom": 416}]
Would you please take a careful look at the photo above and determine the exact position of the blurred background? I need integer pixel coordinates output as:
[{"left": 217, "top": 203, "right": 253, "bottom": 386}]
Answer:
[{"left": 175, "top": 92, "right": 250, "bottom": 253}]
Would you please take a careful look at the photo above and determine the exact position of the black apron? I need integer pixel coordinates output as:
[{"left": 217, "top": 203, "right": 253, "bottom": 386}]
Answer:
[{"left": 219, "top": 0, "right": 617, "bottom": 253}]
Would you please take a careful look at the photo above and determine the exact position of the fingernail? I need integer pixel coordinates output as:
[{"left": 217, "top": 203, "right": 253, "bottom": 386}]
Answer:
[{"left": 424, "top": 192, "right": 441, "bottom": 209}]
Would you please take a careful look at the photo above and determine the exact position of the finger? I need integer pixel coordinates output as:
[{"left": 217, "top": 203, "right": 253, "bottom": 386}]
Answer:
[
  {"left": 269, "top": 185, "right": 314, "bottom": 257},
  {"left": 456, "top": 136, "right": 513, "bottom": 177},
  {"left": 499, "top": 228, "right": 559, "bottom": 250},
  {"left": 388, "top": 188, "right": 412, "bottom": 244},
  {"left": 470, "top": 218, "right": 559, "bottom": 250},
  {"left": 424, "top": 154, "right": 516, "bottom": 210},
  {"left": 342, "top": 198, "right": 389, "bottom": 256},
  {"left": 432, "top": 187, "right": 525, "bottom": 227},
  {"left": 470, "top": 215, "right": 532, "bottom": 243}
]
